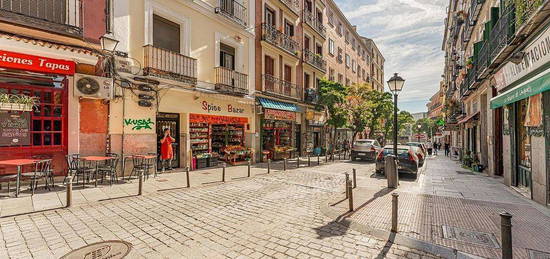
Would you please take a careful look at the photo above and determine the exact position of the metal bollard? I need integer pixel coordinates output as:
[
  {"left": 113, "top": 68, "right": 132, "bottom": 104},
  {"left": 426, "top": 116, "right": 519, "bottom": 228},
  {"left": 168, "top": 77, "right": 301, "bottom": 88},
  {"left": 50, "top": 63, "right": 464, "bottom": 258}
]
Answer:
[
  {"left": 391, "top": 193, "right": 399, "bottom": 232},
  {"left": 267, "top": 159, "right": 271, "bottom": 174},
  {"left": 186, "top": 166, "right": 190, "bottom": 188},
  {"left": 500, "top": 212, "right": 513, "bottom": 259},
  {"left": 345, "top": 173, "right": 350, "bottom": 198},
  {"left": 347, "top": 180, "right": 353, "bottom": 212},
  {"left": 66, "top": 175, "right": 72, "bottom": 208},
  {"left": 283, "top": 158, "right": 287, "bottom": 171},
  {"left": 308, "top": 154, "right": 311, "bottom": 167},
  {"left": 352, "top": 168, "right": 357, "bottom": 188},
  {"left": 317, "top": 154, "right": 320, "bottom": 165},
  {"left": 222, "top": 163, "right": 226, "bottom": 182},
  {"left": 138, "top": 172, "right": 143, "bottom": 196},
  {"left": 339, "top": 151, "right": 341, "bottom": 160},
  {"left": 247, "top": 160, "right": 251, "bottom": 177},
  {"left": 297, "top": 156, "right": 300, "bottom": 168},
  {"left": 325, "top": 154, "right": 328, "bottom": 163}
]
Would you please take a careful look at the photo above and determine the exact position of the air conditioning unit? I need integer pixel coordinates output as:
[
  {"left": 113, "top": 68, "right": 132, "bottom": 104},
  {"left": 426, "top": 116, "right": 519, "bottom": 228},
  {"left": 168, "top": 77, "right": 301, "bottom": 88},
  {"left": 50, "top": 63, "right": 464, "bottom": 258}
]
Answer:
[{"left": 74, "top": 74, "right": 113, "bottom": 99}]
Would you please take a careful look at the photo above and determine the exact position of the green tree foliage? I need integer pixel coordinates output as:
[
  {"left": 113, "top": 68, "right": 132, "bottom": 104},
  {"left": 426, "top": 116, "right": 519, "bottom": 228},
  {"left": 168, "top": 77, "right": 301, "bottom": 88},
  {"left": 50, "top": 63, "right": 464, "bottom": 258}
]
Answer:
[
  {"left": 318, "top": 79, "right": 348, "bottom": 153},
  {"left": 364, "top": 91, "right": 393, "bottom": 140},
  {"left": 414, "top": 118, "right": 437, "bottom": 138},
  {"left": 346, "top": 83, "right": 374, "bottom": 141}
]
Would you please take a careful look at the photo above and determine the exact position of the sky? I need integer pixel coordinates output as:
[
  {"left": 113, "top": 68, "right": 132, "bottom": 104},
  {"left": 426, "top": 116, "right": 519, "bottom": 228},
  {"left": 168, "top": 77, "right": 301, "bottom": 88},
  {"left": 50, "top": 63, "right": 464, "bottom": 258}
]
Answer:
[{"left": 335, "top": 0, "right": 447, "bottom": 113}]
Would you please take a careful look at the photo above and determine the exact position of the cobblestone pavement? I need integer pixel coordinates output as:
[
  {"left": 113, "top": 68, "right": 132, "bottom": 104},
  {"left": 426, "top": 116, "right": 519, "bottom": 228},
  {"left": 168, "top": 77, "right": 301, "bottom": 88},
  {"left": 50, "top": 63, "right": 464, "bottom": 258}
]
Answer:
[
  {"left": 327, "top": 155, "right": 550, "bottom": 259},
  {"left": 0, "top": 160, "right": 443, "bottom": 259}
]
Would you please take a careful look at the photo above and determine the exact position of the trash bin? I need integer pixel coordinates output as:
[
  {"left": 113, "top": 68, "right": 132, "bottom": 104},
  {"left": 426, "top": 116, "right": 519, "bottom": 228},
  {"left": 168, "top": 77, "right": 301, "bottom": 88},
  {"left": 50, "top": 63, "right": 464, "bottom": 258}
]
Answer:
[{"left": 385, "top": 155, "right": 399, "bottom": 188}]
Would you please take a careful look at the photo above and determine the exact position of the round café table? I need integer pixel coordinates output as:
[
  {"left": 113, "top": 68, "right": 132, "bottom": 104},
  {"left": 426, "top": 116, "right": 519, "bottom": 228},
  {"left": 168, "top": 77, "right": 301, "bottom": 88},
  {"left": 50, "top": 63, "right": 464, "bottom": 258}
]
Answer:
[
  {"left": 0, "top": 159, "right": 40, "bottom": 197},
  {"left": 82, "top": 156, "right": 115, "bottom": 187}
]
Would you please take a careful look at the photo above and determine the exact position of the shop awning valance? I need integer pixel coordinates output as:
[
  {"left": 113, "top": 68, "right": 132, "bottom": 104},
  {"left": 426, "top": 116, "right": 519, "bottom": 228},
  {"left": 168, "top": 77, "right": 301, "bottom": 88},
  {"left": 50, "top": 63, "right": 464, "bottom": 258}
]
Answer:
[
  {"left": 457, "top": 111, "right": 479, "bottom": 124},
  {"left": 491, "top": 70, "right": 550, "bottom": 109},
  {"left": 258, "top": 97, "right": 298, "bottom": 112},
  {"left": 189, "top": 114, "right": 248, "bottom": 124}
]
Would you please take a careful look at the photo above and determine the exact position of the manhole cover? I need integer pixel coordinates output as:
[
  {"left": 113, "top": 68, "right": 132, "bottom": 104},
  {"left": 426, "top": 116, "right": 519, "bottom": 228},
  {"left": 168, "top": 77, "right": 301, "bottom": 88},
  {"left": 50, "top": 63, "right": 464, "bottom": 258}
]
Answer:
[
  {"left": 61, "top": 240, "right": 132, "bottom": 259},
  {"left": 442, "top": 225, "right": 500, "bottom": 248},
  {"left": 528, "top": 249, "right": 550, "bottom": 259}
]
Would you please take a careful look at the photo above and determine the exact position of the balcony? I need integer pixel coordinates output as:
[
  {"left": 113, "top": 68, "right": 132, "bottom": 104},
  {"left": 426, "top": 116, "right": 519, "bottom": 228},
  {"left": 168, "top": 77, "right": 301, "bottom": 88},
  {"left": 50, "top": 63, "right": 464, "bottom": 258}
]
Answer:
[
  {"left": 214, "top": 67, "right": 248, "bottom": 96},
  {"left": 279, "top": 0, "right": 300, "bottom": 15},
  {"left": 216, "top": 0, "right": 247, "bottom": 27},
  {"left": 303, "top": 49, "right": 326, "bottom": 72},
  {"left": 262, "top": 74, "right": 302, "bottom": 100},
  {"left": 488, "top": 6, "right": 516, "bottom": 64},
  {"left": 0, "top": 0, "right": 82, "bottom": 37},
  {"left": 304, "top": 88, "right": 318, "bottom": 104},
  {"left": 464, "top": 0, "right": 485, "bottom": 42},
  {"left": 143, "top": 45, "right": 197, "bottom": 86},
  {"left": 261, "top": 23, "right": 299, "bottom": 57},
  {"left": 303, "top": 10, "right": 326, "bottom": 38}
]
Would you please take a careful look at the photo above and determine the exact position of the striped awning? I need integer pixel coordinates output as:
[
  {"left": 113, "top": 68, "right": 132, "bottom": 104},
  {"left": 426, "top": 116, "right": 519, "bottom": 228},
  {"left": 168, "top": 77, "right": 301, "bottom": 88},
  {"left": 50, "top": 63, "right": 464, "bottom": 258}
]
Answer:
[{"left": 258, "top": 97, "right": 298, "bottom": 112}]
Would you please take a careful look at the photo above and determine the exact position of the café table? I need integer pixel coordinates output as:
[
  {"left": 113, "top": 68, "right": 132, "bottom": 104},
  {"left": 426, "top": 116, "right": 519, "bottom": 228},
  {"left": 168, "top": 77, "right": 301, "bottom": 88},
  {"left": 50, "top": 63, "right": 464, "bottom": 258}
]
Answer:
[
  {"left": 0, "top": 159, "right": 40, "bottom": 197},
  {"left": 82, "top": 156, "right": 114, "bottom": 187},
  {"left": 122, "top": 154, "right": 157, "bottom": 180}
]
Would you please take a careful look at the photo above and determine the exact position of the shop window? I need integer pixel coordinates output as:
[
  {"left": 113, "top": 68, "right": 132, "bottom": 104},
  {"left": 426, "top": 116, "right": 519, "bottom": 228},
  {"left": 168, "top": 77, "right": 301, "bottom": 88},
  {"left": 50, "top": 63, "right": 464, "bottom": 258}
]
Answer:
[
  {"left": 153, "top": 14, "right": 181, "bottom": 53},
  {"left": 517, "top": 98, "right": 531, "bottom": 168}
]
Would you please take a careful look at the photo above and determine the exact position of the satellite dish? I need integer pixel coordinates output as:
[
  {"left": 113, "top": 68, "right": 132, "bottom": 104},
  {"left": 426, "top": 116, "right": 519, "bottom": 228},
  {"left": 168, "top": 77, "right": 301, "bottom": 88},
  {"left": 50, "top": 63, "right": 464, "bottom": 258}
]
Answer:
[{"left": 77, "top": 77, "right": 100, "bottom": 95}]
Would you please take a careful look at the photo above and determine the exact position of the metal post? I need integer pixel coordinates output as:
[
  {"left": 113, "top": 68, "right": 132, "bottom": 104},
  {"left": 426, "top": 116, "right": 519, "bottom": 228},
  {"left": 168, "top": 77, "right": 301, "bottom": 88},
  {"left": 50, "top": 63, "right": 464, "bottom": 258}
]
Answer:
[
  {"left": 138, "top": 172, "right": 143, "bottom": 196},
  {"left": 325, "top": 154, "right": 328, "bottom": 163},
  {"left": 222, "top": 163, "right": 226, "bottom": 182},
  {"left": 339, "top": 151, "right": 341, "bottom": 160},
  {"left": 297, "top": 156, "right": 300, "bottom": 168},
  {"left": 393, "top": 94, "right": 398, "bottom": 161},
  {"left": 283, "top": 158, "right": 287, "bottom": 171},
  {"left": 308, "top": 154, "right": 311, "bottom": 167},
  {"left": 345, "top": 173, "right": 350, "bottom": 198},
  {"left": 500, "top": 212, "right": 513, "bottom": 259},
  {"left": 391, "top": 193, "right": 399, "bottom": 232},
  {"left": 317, "top": 154, "right": 320, "bottom": 165},
  {"left": 347, "top": 180, "right": 353, "bottom": 212},
  {"left": 267, "top": 159, "right": 271, "bottom": 174},
  {"left": 66, "top": 175, "right": 72, "bottom": 208},
  {"left": 352, "top": 168, "right": 357, "bottom": 188},
  {"left": 247, "top": 160, "right": 251, "bottom": 177},
  {"left": 186, "top": 166, "right": 190, "bottom": 188}
]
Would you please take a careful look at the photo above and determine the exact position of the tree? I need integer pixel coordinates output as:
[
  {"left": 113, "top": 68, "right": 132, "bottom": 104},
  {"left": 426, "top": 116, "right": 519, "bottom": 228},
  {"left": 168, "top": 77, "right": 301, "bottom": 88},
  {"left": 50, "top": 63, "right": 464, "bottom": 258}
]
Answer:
[
  {"left": 382, "top": 111, "right": 414, "bottom": 144},
  {"left": 364, "top": 91, "right": 393, "bottom": 141},
  {"left": 318, "top": 79, "right": 348, "bottom": 154},
  {"left": 346, "top": 83, "right": 374, "bottom": 142},
  {"left": 414, "top": 118, "right": 436, "bottom": 138}
]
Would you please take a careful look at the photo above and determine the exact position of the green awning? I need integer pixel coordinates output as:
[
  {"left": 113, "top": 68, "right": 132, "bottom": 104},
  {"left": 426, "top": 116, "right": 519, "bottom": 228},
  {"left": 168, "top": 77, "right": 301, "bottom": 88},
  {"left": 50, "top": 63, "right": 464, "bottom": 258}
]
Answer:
[
  {"left": 490, "top": 71, "right": 550, "bottom": 109},
  {"left": 258, "top": 97, "right": 298, "bottom": 112}
]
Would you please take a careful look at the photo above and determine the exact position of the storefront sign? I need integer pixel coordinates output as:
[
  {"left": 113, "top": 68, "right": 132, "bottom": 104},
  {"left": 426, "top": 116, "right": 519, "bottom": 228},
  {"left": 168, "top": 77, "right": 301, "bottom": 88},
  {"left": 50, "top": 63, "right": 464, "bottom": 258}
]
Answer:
[
  {"left": 494, "top": 25, "right": 550, "bottom": 90},
  {"left": 124, "top": 118, "right": 154, "bottom": 130},
  {"left": 0, "top": 50, "right": 75, "bottom": 75},
  {"left": 189, "top": 113, "right": 248, "bottom": 124},
  {"left": 491, "top": 70, "right": 550, "bottom": 109},
  {"left": 0, "top": 112, "right": 30, "bottom": 146},
  {"left": 264, "top": 109, "right": 296, "bottom": 121},
  {"left": 201, "top": 101, "right": 245, "bottom": 114}
]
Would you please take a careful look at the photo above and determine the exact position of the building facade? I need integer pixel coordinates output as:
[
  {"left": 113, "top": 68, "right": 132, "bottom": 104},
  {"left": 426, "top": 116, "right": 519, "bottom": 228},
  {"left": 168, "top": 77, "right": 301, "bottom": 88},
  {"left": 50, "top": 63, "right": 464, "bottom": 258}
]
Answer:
[{"left": 442, "top": 0, "right": 550, "bottom": 206}]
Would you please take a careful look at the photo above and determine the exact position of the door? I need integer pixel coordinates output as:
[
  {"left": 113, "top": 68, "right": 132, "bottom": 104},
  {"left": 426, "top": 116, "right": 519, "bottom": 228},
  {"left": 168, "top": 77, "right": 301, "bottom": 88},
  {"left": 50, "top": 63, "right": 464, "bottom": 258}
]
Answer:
[
  {"left": 494, "top": 107, "right": 503, "bottom": 176},
  {"left": 304, "top": 36, "right": 310, "bottom": 51},
  {"left": 264, "top": 55, "right": 275, "bottom": 91},
  {"left": 295, "top": 126, "right": 301, "bottom": 155},
  {"left": 513, "top": 101, "right": 532, "bottom": 196},
  {"left": 284, "top": 65, "right": 292, "bottom": 95},
  {"left": 157, "top": 113, "right": 180, "bottom": 169},
  {"left": 265, "top": 7, "right": 275, "bottom": 26}
]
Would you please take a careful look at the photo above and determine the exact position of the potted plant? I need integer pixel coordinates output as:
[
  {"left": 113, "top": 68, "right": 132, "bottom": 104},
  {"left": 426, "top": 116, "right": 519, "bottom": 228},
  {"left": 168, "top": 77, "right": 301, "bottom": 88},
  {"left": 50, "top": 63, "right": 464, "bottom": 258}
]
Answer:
[
  {"left": 466, "top": 58, "right": 474, "bottom": 69},
  {"left": 0, "top": 93, "right": 39, "bottom": 112},
  {"left": 462, "top": 150, "right": 473, "bottom": 168},
  {"left": 456, "top": 10, "right": 466, "bottom": 24}
]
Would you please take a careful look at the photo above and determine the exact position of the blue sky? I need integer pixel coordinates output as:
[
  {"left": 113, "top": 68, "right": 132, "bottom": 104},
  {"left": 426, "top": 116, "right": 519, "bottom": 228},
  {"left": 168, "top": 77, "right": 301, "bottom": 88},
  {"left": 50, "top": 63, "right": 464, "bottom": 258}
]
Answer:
[{"left": 335, "top": 0, "right": 447, "bottom": 113}]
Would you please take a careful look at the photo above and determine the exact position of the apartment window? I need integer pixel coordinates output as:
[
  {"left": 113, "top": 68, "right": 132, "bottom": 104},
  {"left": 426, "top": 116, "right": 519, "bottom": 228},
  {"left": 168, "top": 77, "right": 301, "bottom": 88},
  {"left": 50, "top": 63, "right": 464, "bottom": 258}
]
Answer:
[
  {"left": 345, "top": 54, "right": 350, "bottom": 67},
  {"left": 362, "top": 69, "right": 366, "bottom": 80},
  {"left": 284, "top": 20, "right": 294, "bottom": 36},
  {"left": 105, "top": 0, "right": 113, "bottom": 33},
  {"left": 220, "top": 43, "right": 235, "bottom": 70},
  {"left": 345, "top": 78, "right": 350, "bottom": 86},
  {"left": 345, "top": 31, "right": 349, "bottom": 43},
  {"left": 352, "top": 39, "right": 355, "bottom": 50},
  {"left": 153, "top": 15, "right": 181, "bottom": 53},
  {"left": 352, "top": 60, "right": 356, "bottom": 72},
  {"left": 328, "top": 11, "right": 334, "bottom": 26},
  {"left": 337, "top": 22, "right": 342, "bottom": 36},
  {"left": 305, "top": 0, "right": 312, "bottom": 12},
  {"left": 316, "top": 44, "right": 322, "bottom": 55},
  {"left": 329, "top": 68, "right": 335, "bottom": 81},
  {"left": 304, "top": 73, "right": 311, "bottom": 89},
  {"left": 304, "top": 36, "right": 311, "bottom": 51},
  {"left": 357, "top": 65, "right": 361, "bottom": 77},
  {"left": 328, "top": 38, "right": 335, "bottom": 55},
  {"left": 337, "top": 48, "right": 343, "bottom": 63},
  {"left": 338, "top": 74, "right": 343, "bottom": 84},
  {"left": 265, "top": 6, "right": 276, "bottom": 26}
]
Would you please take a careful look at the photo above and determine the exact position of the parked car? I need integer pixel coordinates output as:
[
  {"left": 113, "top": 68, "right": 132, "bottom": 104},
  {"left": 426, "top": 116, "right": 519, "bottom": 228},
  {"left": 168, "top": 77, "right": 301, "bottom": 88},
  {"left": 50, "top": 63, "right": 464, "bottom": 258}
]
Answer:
[
  {"left": 351, "top": 139, "right": 382, "bottom": 161},
  {"left": 375, "top": 145, "right": 419, "bottom": 175},
  {"left": 406, "top": 142, "right": 427, "bottom": 157},
  {"left": 409, "top": 146, "right": 425, "bottom": 167}
]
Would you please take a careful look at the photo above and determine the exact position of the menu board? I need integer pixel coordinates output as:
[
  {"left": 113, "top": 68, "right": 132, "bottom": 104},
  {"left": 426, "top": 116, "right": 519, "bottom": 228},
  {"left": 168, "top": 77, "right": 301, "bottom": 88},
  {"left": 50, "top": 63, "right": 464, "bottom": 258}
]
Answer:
[{"left": 0, "top": 111, "right": 30, "bottom": 146}]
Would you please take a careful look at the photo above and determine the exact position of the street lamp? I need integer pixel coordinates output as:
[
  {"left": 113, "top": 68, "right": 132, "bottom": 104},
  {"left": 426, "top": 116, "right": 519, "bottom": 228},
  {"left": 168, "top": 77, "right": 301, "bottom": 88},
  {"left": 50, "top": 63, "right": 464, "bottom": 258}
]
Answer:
[
  {"left": 417, "top": 124, "right": 421, "bottom": 142},
  {"left": 100, "top": 35, "right": 120, "bottom": 52},
  {"left": 387, "top": 73, "right": 405, "bottom": 157}
]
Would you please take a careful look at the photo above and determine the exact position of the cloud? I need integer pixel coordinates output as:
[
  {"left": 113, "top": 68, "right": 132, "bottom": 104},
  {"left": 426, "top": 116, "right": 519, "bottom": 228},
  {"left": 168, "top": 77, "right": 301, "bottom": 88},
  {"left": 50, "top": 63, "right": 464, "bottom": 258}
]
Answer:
[{"left": 336, "top": 0, "right": 446, "bottom": 113}]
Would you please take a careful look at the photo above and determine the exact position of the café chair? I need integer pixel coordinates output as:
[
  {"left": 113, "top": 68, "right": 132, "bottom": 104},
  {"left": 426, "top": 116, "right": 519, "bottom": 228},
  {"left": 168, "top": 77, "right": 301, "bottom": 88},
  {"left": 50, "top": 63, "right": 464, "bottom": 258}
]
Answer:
[
  {"left": 98, "top": 154, "right": 120, "bottom": 185},
  {"left": 21, "top": 159, "right": 52, "bottom": 195}
]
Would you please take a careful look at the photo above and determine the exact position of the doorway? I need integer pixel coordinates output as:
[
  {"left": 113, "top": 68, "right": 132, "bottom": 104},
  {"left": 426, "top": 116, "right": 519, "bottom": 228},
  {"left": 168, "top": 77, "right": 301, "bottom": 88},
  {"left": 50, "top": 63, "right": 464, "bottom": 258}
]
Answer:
[
  {"left": 157, "top": 113, "right": 180, "bottom": 169},
  {"left": 295, "top": 125, "right": 301, "bottom": 156}
]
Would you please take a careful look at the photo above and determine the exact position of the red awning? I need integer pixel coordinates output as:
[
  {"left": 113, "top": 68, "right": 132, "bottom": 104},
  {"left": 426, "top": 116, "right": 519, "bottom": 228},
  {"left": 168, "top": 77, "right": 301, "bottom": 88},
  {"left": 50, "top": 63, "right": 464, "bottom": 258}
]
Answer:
[{"left": 457, "top": 111, "right": 480, "bottom": 124}]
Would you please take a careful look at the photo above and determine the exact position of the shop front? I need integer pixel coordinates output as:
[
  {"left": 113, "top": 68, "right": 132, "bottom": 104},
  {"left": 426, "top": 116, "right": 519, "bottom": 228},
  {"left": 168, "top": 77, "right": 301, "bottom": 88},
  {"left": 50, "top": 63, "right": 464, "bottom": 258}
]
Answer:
[
  {"left": 305, "top": 109, "right": 326, "bottom": 155},
  {"left": 257, "top": 97, "right": 299, "bottom": 160},
  {"left": 0, "top": 49, "right": 75, "bottom": 175}
]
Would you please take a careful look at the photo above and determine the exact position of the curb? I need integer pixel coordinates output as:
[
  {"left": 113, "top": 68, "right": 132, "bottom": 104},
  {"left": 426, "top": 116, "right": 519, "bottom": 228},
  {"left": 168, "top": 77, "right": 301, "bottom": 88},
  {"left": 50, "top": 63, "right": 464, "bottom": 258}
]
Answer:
[{"left": 319, "top": 195, "right": 486, "bottom": 259}]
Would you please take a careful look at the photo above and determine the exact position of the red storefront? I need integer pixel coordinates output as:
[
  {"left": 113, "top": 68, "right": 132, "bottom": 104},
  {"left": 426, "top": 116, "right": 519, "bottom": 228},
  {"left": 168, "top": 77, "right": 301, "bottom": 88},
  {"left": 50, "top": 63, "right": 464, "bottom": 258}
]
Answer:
[{"left": 0, "top": 50, "right": 75, "bottom": 175}]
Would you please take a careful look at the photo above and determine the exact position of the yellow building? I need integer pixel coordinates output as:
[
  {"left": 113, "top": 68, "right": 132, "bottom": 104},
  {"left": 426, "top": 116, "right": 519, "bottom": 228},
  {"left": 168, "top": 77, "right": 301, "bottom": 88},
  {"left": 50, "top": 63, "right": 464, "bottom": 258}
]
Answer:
[{"left": 110, "top": 0, "right": 256, "bottom": 170}]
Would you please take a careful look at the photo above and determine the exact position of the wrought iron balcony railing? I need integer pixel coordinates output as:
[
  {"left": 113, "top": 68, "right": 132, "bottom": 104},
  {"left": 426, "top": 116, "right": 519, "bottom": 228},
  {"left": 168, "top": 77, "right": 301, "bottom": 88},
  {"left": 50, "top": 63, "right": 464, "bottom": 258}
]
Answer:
[
  {"left": 143, "top": 45, "right": 197, "bottom": 86},
  {"left": 261, "top": 23, "right": 299, "bottom": 56},
  {"left": 216, "top": 0, "right": 247, "bottom": 26},
  {"left": 262, "top": 74, "right": 301, "bottom": 99},
  {"left": 0, "top": 0, "right": 82, "bottom": 37},
  {"left": 304, "top": 88, "right": 318, "bottom": 104},
  {"left": 214, "top": 67, "right": 248, "bottom": 95},
  {"left": 303, "top": 49, "right": 326, "bottom": 72},
  {"left": 279, "top": 0, "right": 300, "bottom": 15},
  {"left": 303, "top": 10, "right": 326, "bottom": 38},
  {"left": 464, "top": 0, "right": 485, "bottom": 42},
  {"left": 466, "top": 63, "right": 477, "bottom": 90}
]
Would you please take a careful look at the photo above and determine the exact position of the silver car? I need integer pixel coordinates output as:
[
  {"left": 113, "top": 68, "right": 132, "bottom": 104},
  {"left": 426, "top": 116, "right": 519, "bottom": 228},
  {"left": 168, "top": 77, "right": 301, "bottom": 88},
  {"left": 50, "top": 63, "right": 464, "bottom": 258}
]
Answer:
[{"left": 351, "top": 139, "right": 382, "bottom": 161}]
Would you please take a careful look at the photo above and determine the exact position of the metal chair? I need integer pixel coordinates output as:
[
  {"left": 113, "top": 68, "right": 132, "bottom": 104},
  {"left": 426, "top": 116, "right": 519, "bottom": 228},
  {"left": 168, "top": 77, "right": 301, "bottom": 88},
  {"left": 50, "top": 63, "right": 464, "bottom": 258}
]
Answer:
[
  {"left": 129, "top": 156, "right": 148, "bottom": 181},
  {"left": 146, "top": 152, "right": 158, "bottom": 177},
  {"left": 98, "top": 153, "right": 119, "bottom": 185},
  {"left": 21, "top": 159, "right": 52, "bottom": 195},
  {"left": 0, "top": 173, "right": 18, "bottom": 195},
  {"left": 74, "top": 156, "right": 95, "bottom": 188},
  {"left": 32, "top": 154, "right": 55, "bottom": 188}
]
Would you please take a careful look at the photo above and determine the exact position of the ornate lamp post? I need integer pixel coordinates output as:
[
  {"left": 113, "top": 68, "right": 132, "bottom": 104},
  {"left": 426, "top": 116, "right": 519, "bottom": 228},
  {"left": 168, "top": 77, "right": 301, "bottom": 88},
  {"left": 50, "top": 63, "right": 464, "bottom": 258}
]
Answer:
[
  {"left": 387, "top": 73, "right": 405, "bottom": 156},
  {"left": 417, "top": 124, "right": 421, "bottom": 142}
]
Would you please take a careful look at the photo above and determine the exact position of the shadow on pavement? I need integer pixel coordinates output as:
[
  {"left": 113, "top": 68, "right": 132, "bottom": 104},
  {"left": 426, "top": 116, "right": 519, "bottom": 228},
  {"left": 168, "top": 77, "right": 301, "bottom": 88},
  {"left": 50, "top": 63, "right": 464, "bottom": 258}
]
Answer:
[
  {"left": 369, "top": 172, "right": 418, "bottom": 182},
  {"left": 375, "top": 232, "right": 396, "bottom": 259},
  {"left": 313, "top": 212, "right": 353, "bottom": 239}
]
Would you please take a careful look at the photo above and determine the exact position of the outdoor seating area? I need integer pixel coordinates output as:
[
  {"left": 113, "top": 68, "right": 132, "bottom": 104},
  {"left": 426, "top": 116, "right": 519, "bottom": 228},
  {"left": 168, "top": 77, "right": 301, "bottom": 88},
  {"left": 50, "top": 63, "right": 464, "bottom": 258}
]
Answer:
[{"left": 0, "top": 153, "right": 159, "bottom": 198}]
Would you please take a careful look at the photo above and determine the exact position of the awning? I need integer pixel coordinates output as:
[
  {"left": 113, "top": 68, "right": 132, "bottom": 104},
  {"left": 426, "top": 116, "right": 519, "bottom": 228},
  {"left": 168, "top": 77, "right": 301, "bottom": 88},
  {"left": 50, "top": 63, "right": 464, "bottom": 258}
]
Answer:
[
  {"left": 457, "top": 111, "right": 479, "bottom": 124},
  {"left": 258, "top": 97, "right": 298, "bottom": 112},
  {"left": 491, "top": 69, "right": 550, "bottom": 109}
]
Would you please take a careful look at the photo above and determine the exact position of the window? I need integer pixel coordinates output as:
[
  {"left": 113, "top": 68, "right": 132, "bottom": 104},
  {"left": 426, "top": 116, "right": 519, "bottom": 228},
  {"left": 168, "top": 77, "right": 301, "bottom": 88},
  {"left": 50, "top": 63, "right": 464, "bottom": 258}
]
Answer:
[
  {"left": 328, "top": 11, "right": 334, "bottom": 26},
  {"left": 337, "top": 47, "right": 343, "bottom": 63},
  {"left": 329, "top": 68, "right": 335, "bottom": 81},
  {"left": 357, "top": 65, "right": 361, "bottom": 77},
  {"left": 284, "top": 20, "right": 294, "bottom": 36},
  {"left": 345, "top": 54, "right": 350, "bottom": 67},
  {"left": 304, "top": 73, "right": 311, "bottom": 88},
  {"left": 153, "top": 14, "right": 181, "bottom": 53},
  {"left": 338, "top": 73, "right": 343, "bottom": 83},
  {"left": 105, "top": 0, "right": 113, "bottom": 33},
  {"left": 316, "top": 44, "right": 322, "bottom": 55},
  {"left": 265, "top": 6, "right": 276, "bottom": 26},
  {"left": 220, "top": 43, "right": 235, "bottom": 70},
  {"left": 352, "top": 60, "right": 356, "bottom": 72},
  {"left": 345, "top": 78, "right": 350, "bottom": 86},
  {"left": 328, "top": 38, "right": 335, "bottom": 55},
  {"left": 304, "top": 36, "right": 311, "bottom": 50},
  {"left": 345, "top": 31, "right": 349, "bottom": 43},
  {"left": 352, "top": 39, "right": 355, "bottom": 50},
  {"left": 362, "top": 69, "right": 366, "bottom": 80},
  {"left": 337, "top": 22, "right": 342, "bottom": 36}
]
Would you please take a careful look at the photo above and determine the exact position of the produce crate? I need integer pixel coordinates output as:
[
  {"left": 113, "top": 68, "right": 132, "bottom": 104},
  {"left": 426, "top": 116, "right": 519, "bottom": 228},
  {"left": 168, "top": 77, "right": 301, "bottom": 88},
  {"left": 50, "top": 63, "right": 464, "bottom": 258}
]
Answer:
[{"left": 196, "top": 158, "right": 208, "bottom": 169}]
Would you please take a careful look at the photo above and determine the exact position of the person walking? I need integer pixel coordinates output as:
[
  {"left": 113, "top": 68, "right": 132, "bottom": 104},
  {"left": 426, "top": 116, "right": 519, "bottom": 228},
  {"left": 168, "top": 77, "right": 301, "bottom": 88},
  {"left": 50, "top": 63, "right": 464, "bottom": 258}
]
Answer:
[
  {"left": 426, "top": 140, "right": 433, "bottom": 156},
  {"left": 160, "top": 128, "right": 175, "bottom": 171},
  {"left": 444, "top": 142, "right": 450, "bottom": 157},
  {"left": 433, "top": 142, "right": 439, "bottom": 155}
]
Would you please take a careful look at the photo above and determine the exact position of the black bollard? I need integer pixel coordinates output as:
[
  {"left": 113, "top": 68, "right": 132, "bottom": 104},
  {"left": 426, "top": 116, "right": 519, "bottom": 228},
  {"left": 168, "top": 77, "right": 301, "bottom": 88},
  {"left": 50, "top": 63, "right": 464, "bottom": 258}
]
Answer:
[
  {"left": 247, "top": 160, "right": 251, "bottom": 177},
  {"left": 66, "top": 175, "right": 72, "bottom": 208},
  {"left": 186, "top": 166, "right": 190, "bottom": 188},
  {"left": 222, "top": 163, "right": 226, "bottom": 182},
  {"left": 317, "top": 154, "right": 320, "bottom": 165},
  {"left": 308, "top": 154, "right": 311, "bottom": 167},
  {"left": 297, "top": 156, "right": 300, "bottom": 168},
  {"left": 283, "top": 158, "right": 287, "bottom": 171},
  {"left": 267, "top": 159, "right": 271, "bottom": 174},
  {"left": 500, "top": 212, "right": 513, "bottom": 259},
  {"left": 352, "top": 168, "right": 357, "bottom": 188},
  {"left": 391, "top": 193, "right": 399, "bottom": 232},
  {"left": 138, "top": 172, "right": 143, "bottom": 196},
  {"left": 347, "top": 180, "right": 353, "bottom": 212},
  {"left": 345, "top": 173, "right": 350, "bottom": 198}
]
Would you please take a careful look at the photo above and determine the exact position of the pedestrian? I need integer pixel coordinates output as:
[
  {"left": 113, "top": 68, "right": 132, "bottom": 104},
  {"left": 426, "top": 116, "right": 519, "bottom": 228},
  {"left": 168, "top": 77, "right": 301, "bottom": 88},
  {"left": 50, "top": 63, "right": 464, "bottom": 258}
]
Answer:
[
  {"left": 160, "top": 128, "right": 175, "bottom": 171},
  {"left": 433, "top": 142, "right": 439, "bottom": 155},
  {"left": 426, "top": 140, "right": 433, "bottom": 156},
  {"left": 444, "top": 142, "right": 450, "bottom": 157}
]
